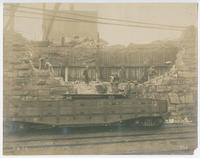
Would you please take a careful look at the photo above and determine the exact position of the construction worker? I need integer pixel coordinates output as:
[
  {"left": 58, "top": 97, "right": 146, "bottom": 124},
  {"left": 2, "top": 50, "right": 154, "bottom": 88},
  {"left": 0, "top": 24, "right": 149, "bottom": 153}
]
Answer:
[
  {"left": 147, "top": 66, "right": 156, "bottom": 80},
  {"left": 119, "top": 66, "right": 126, "bottom": 82},
  {"left": 110, "top": 73, "right": 119, "bottom": 93},
  {"left": 45, "top": 61, "right": 54, "bottom": 74},
  {"left": 124, "top": 81, "right": 131, "bottom": 95},
  {"left": 39, "top": 56, "right": 48, "bottom": 70},
  {"left": 61, "top": 36, "right": 65, "bottom": 46},
  {"left": 83, "top": 66, "right": 89, "bottom": 84}
]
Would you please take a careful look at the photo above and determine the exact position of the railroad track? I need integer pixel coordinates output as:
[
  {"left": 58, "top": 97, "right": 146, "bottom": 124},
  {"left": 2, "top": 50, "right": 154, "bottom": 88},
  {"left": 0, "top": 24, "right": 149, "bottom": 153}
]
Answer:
[
  {"left": 120, "top": 149, "right": 195, "bottom": 155},
  {"left": 3, "top": 123, "right": 197, "bottom": 155},
  {"left": 4, "top": 130, "right": 196, "bottom": 150},
  {"left": 4, "top": 122, "right": 196, "bottom": 137},
  {"left": 4, "top": 135, "right": 196, "bottom": 150},
  {"left": 5, "top": 130, "right": 196, "bottom": 144}
]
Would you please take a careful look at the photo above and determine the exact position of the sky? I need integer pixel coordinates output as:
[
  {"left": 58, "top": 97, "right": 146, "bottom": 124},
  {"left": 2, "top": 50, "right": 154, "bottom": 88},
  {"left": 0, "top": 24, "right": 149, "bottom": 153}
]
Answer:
[{"left": 3, "top": 3, "right": 198, "bottom": 45}]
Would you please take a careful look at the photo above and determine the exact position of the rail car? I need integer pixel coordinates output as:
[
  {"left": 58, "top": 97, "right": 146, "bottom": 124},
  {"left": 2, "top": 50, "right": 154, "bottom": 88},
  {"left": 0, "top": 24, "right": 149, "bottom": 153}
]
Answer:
[{"left": 4, "top": 93, "right": 169, "bottom": 130}]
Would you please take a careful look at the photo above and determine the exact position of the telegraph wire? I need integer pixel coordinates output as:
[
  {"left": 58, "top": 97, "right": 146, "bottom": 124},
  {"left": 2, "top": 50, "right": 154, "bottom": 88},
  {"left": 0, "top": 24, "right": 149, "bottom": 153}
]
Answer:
[
  {"left": 3, "top": 14, "right": 79, "bottom": 23},
  {"left": 4, "top": 7, "right": 185, "bottom": 31},
  {"left": 4, "top": 3, "right": 187, "bottom": 29}
]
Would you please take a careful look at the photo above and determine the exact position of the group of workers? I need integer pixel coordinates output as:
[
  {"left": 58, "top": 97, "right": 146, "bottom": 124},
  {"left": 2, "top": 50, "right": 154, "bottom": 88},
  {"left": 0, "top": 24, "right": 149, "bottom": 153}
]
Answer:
[
  {"left": 82, "top": 66, "right": 127, "bottom": 84},
  {"left": 82, "top": 66, "right": 127, "bottom": 93},
  {"left": 82, "top": 65, "right": 157, "bottom": 84},
  {"left": 39, "top": 56, "right": 54, "bottom": 74}
]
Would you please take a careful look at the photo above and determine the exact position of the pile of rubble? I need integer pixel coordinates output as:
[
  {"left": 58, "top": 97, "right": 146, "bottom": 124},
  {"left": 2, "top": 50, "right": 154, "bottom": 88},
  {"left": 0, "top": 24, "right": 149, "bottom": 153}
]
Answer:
[
  {"left": 59, "top": 35, "right": 108, "bottom": 48},
  {"left": 140, "top": 26, "right": 197, "bottom": 123},
  {"left": 4, "top": 26, "right": 197, "bottom": 124},
  {"left": 3, "top": 31, "right": 33, "bottom": 99},
  {"left": 3, "top": 32, "right": 74, "bottom": 104},
  {"left": 3, "top": 32, "right": 118, "bottom": 103},
  {"left": 3, "top": 31, "right": 128, "bottom": 100}
]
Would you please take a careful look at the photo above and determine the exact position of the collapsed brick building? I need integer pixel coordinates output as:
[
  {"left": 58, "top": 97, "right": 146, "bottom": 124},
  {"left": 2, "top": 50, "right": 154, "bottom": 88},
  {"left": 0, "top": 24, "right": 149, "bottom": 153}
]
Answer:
[
  {"left": 31, "top": 38, "right": 178, "bottom": 82},
  {"left": 3, "top": 26, "right": 197, "bottom": 124},
  {"left": 141, "top": 26, "right": 197, "bottom": 123}
]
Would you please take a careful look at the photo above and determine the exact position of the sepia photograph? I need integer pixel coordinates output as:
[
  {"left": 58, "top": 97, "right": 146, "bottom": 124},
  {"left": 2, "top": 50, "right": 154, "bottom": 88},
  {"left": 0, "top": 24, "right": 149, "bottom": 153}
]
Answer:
[{"left": 2, "top": 2, "right": 198, "bottom": 155}]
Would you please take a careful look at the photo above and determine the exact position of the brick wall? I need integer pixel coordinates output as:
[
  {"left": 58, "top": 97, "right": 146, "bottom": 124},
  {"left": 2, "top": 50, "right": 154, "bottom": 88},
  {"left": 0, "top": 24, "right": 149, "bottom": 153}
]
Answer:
[
  {"left": 3, "top": 32, "right": 74, "bottom": 120},
  {"left": 140, "top": 26, "right": 197, "bottom": 123}
]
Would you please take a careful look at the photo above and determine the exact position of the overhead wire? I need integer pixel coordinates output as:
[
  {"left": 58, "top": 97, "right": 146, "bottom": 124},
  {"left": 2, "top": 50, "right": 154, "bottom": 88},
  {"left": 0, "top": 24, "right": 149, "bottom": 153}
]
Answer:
[
  {"left": 4, "top": 7, "right": 185, "bottom": 31},
  {"left": 4, "top": 3, "right": 187, "bottom": 29},
  {"left": 3, "top": 14, "right": 79, "bottom": 23}
]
